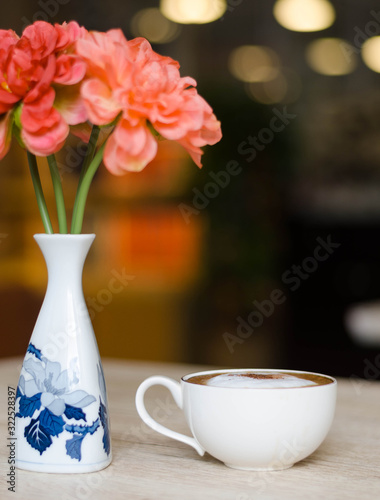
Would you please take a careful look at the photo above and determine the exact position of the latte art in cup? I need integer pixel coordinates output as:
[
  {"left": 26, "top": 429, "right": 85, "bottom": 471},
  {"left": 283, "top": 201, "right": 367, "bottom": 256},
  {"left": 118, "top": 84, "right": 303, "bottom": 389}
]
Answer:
[
  {"left": 186, "top": 371, "right": 331, "bottom": 388},
  {"left": 204, "top": 373, "right": 316, "bottom": 388}
]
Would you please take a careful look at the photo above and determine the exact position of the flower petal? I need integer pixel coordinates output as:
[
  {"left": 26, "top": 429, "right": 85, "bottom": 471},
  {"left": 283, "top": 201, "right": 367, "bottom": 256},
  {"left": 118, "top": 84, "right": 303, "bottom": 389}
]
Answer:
[
  {"left": 62, "top": 390, "right": 96, "bottom": 408},
  {"left": 44, "top": 361, "right": 62, "bottom": 386},
  {"left": 81, "top": 78, "right": 121, "bottom": 125},
  {"left": 0, "top": 111, "right": 13, "bottom": 160},
  {"left": 54, "top": 84, "right": 87, "bottom": 125},
  {"left": 22, "top": 21, "right": 58, "bottom": 59},
  {"left": 47, "top": 398, "right": 66, "bottom": 416},
  {"left": 23, "top": 358, "right": 45, "bottom": 385},
  {"left": 24, "top": 379, "right": 40, "bottom": 398},
  {"left": 55, "top": 21, "right": 87, "bottom": 51},
  {"left": 23, "top": 53, "right": 56, "bottom": 104},
  {"left": 21, "top": 89, "right": 58, "bottom": 133},
  {"left": 41, "top": 392, "right": 55, "bottom": 407},
  {"left": 21, "top": 110, "right": 69, "bottom": 156},
  {"left": 103, "top": 119, "right": 157, "bottom": 174},
  {"left": 0, "top": 89, "right": 20, "bottom": 114},
  {"left": 54, "top": 54, "right": 86, "bottom": 85},
  {"left": 54, "top": 369, "right": 69, "bottom": 392},
  {"left": 0, "top": 29, "right": 19, "bottom": 51},
  {"left": 106, "top": 28, "right": 129, "bottom": 47}
]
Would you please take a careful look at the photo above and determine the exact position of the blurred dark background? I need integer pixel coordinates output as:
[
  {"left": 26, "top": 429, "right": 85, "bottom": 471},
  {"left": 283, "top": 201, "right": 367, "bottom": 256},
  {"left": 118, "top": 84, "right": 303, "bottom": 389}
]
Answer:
[{"left": 1, "top": 0, "right": 380, "bottom": 378}]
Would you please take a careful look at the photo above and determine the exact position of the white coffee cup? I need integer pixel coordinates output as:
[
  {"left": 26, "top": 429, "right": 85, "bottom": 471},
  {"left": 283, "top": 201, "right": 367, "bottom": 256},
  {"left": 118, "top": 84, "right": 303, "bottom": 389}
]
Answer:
[{"left": 135, "top": 368, "right": 337, "bottom": 471}]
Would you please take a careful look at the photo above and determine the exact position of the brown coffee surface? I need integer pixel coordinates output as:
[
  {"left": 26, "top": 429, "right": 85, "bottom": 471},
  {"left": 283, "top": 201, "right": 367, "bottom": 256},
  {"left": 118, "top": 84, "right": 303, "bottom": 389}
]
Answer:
[{"left": 185, "top": 371, "right": 332, "bottom": 387}]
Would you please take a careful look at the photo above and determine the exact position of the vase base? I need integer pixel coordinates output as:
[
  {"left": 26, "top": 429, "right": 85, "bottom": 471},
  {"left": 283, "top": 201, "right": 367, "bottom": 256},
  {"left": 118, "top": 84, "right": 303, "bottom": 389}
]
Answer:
[{"left": 16, "top": 455, "right": 112, "bottom": 474}]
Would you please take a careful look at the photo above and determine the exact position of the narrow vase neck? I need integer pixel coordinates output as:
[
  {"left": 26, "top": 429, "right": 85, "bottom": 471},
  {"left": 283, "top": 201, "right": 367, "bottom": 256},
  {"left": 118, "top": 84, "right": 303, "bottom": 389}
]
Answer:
[{"left": 34, "top": 234, "right": 95, "bottom": 288}]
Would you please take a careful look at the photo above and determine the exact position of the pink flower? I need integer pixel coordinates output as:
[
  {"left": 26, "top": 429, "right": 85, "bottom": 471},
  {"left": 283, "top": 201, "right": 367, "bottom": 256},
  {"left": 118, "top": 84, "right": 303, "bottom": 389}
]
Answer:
[
  {"left": 0, "top": 21, "right": 87, "bottom": 158},
  {"left": 0, "top": 22, "right": 221, "bottom": 174},
  {"left": 77, "top": 30, "right": 222, "bottom": 173},
  {"left": 0, "top": 30, "right": 22, "bottom": 114}
]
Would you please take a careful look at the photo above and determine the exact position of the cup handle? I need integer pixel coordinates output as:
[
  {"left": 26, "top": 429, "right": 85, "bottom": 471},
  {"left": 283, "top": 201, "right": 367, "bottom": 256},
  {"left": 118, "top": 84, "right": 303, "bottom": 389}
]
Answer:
[{"left": 135, "top": 375, "right": 205, "bottom": 456}]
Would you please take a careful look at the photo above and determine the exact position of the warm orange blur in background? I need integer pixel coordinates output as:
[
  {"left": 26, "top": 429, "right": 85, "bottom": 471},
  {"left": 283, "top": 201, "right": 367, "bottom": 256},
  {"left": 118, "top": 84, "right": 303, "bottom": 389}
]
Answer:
[
  {"left": 2, "top": 1, "right": 380, "bottom": 378},
  {"left": 0, "top": 137, "right": 206, "bottom": 362}
]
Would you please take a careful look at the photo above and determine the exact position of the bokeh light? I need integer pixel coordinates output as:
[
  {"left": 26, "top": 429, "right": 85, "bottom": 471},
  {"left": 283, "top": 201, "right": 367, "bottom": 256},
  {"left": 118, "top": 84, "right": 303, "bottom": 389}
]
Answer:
[
  {"left": 229, "top": 45, "right": 280, "bottom": 83},
  {"left": 273, "top": 0, "right": 335, "bottom": 32},
  {"left": 306, "top": 38, "right": 357, "bottom": 75},
  {"left": 131, "top": 8, "right": 181, "bottom": 44},
  {"left": 160, "top": 0, "right": 227, "bottom": 24},
  {"left": 246, "top": 68, "right": 302, "bottom": 104},
  {"left": 362, "top": 36, "right": 380, "bottom": 73}
]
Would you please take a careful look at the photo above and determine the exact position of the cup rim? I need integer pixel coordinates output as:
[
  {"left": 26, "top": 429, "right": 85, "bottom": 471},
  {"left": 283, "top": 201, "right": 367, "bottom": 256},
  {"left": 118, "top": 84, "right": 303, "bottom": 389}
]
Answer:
[{"left": 181, "top": 368, "right": 337, "bottom": 389}]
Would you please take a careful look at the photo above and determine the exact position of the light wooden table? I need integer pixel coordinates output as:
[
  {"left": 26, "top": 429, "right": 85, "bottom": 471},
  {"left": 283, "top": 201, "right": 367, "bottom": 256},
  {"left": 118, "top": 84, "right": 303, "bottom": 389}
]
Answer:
[{"left": 1, "top": 358, "right": 379, "bottom": 500}]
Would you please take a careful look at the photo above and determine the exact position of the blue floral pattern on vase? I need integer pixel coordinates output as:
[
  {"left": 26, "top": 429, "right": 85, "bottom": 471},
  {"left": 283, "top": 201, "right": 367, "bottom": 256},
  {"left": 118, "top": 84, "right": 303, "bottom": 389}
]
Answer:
[{"left": 16, "top": 343, "right": 111, "bottom": 461}]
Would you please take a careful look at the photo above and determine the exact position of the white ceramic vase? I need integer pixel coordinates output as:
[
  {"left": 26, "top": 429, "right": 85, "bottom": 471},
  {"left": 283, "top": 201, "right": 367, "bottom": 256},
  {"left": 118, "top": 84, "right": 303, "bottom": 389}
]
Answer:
[{"left": 15, "top": 234, "right": 112, "bottom": 473}]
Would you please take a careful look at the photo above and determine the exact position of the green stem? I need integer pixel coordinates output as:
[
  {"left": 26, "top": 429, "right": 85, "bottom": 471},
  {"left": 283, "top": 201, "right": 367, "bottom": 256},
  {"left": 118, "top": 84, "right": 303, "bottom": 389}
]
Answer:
[
  {"left": 70, "top": 141, "right": 107, "bottom": 234},
  {"left": 27, "top": 152, "right": 54, "bottom": 234},
  {"left": 71, "top": 125, "right": 100, "bottom": 231},
  {"left": 47, "top": 154, "right": 67, "bottom": 234},
  {"left": 77, "top": 126, "right": 101, "bottom": 187}
]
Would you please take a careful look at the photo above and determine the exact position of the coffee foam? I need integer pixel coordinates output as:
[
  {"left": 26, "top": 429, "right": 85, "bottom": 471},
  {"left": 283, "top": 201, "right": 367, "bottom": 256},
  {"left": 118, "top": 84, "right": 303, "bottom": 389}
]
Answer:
[{"left": 205, "top": 372, "right": 318, "bottom": 389}]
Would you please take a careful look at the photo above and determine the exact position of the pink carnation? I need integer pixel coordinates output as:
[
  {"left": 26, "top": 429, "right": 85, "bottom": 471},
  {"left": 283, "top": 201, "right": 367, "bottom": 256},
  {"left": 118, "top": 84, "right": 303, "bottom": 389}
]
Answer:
[
  {"left": 0, "top": 22, "right": 222, "bottom": 172},
  {"left": 0, "top": 21, "right": 87, "bottom": 158},
  {"left": 76, "top": 30, "right": 222, "bottom": 173}
]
